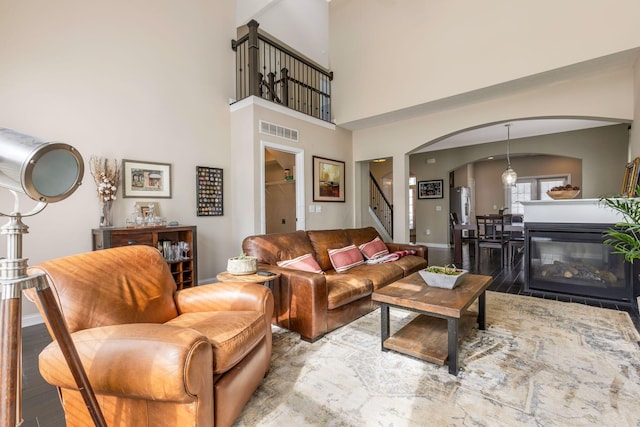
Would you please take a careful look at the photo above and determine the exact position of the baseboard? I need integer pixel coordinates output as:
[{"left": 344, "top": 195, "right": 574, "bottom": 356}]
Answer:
[
  {"left": 415, "top": 242, "right": 450, "bottom": 249},
  {"left": 22, "top": 313, "right": 44, "bottom": 328}
]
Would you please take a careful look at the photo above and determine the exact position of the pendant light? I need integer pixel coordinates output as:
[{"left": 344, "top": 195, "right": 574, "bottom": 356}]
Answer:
[{"left": 501, "top": 123, "right": 517, "bottom": 187}]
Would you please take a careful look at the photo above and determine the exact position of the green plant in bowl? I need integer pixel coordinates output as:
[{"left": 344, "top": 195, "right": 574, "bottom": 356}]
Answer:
[
  {"left": 425, "top": 264, "right": 464, "bottom": 276},
  {"left": 419, "top": 264, "right": 467, "bottom": 289}
]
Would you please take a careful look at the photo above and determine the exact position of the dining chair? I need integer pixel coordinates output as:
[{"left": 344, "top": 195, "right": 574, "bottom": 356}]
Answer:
[{"left": 475, "top": 215, "right": 509, "bottom": 267}]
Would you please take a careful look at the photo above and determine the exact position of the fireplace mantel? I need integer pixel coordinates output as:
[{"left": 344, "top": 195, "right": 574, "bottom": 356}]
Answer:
[{"left": 521, "top": 198, "right": 624, "bottom": 224}]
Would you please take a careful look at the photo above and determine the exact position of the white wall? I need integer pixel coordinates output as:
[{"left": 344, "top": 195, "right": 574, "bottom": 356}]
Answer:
[
  {"left": 237, "top": 0, "right": 330, "bottom": 69},
  {"left": 230, "top": 98, "right": 354, "bottom": 239},
  {"left": 631, "top": 57, "right": 640, "bottom": 158},
  {"left": 329, "top": 0, "right": 640, "bottom": 126},
  {"left": 0, "top": 1, "right": 237, "bottom": 322}
]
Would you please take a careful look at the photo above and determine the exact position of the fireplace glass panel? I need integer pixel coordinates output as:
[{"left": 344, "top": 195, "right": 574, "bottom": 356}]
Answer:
[
  {"left": 531, "top": 237, "right": 625, "bottom": 288},
  {"left": 525, "top": 225, "right": 636, "bottom": 304}
]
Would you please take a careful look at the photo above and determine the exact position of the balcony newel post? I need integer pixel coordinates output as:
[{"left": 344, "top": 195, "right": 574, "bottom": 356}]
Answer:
[{"left": 247, "top": 19, "right": 261, "bottom": 97}]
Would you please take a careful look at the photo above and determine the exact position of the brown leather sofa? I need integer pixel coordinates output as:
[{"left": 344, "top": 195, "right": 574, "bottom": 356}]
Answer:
[
  {"left": 25, "top": 245, "right": 273, "bottom": 427},
  {"left": 242, "top": 227, "right": 427, "bottom": 342}
]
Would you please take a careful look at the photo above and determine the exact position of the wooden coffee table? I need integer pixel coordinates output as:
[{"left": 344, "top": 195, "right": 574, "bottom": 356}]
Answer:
[{"left": 372, "top": 271, "right": 492, "bottom": 375}]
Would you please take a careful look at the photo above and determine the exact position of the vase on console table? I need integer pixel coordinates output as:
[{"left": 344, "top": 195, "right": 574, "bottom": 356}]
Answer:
[{"left": 100, "top": 200, "right": 113, "bottom": 228}]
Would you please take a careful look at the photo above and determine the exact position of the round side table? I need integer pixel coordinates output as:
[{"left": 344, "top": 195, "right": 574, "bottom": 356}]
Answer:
[{"left": 216, "top": 271, "right": 280, "bottom": 290}]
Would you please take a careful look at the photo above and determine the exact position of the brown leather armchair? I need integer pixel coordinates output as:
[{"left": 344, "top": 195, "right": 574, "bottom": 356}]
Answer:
[{"left": 25, "top": 245, "right": 273, "bottom": 427}]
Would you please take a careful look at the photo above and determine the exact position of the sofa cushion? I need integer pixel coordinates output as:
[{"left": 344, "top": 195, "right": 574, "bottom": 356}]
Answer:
[
  {"left": 243, "top": 230, "right": 316, "bottom": 266},
  {"left": 391, "top": 255, "right": 428, "bottom": 276},
  {"left": 166, "top": 311, "right": 265, "bottom": 375},
  {"left": 328, "top": 244, "right": 365, "bottom": 273},
  {"left": 345, "top": 227, "right": 383, "bottom": 247},
  {"left": 358, "top": 236, "right": 389, "bottom": 260},
  {"left": 276, "top": 253, "right": 323, "bottom": 273},
  {"left": 307, "top": 229, "right": 351, "bottom": 271},
  {"left": 342, "top": 262, "right": 404, "bottom": 290},
  {"left": 324, "top": 274, "right": 372, "bottom": 310}
]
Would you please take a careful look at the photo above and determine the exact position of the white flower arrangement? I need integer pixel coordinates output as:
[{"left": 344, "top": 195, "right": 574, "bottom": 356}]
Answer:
[{"left": 90, "top": 156, "right": 120, "bottom": 202}]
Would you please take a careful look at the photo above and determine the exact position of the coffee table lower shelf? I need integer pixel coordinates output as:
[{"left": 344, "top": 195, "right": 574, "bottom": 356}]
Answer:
[{"left": 383, "top": 310, "right": 479, "bottom": 366}]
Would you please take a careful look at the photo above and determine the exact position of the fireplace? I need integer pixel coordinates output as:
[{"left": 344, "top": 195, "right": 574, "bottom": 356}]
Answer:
[{"left": 524, "top": 222, "right": 638, "bottom": 307}]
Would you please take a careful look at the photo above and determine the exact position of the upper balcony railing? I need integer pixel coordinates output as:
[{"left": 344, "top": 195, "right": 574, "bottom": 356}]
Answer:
[{"left": 232, "top": 20, "right": 333, "bottom": 122}]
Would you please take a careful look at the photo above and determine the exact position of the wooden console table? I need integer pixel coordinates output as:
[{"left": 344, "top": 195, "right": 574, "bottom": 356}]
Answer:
[{"left": 92, "top": 225, "right": 197, "bottom": 289}]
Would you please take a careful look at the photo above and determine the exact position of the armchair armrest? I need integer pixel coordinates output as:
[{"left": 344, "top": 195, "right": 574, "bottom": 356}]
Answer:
[
  {"left": 39, "top": 323, "right": 212, "bottom": 402},
  {"left": 386, "top": 242, "right": 428, "bottom": 260},
  {"left": 175, "top": 282, "right": 273, "bottom": 318}
]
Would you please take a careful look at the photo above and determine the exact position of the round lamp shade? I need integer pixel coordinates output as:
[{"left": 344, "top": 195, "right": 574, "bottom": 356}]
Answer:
[
  {"left": 0, "top": 128, "right": 84, "bottom": 203},
  {"left": 501, "top": 166, "right": 518, "bottom": 188}
]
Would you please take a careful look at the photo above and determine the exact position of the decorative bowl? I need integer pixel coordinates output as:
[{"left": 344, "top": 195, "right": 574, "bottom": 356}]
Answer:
[
  {"left": 227, "top": 256, "right": 258, "bottom": 275},
  {"left": 546, "top": 189, "right": 580, "bottom": 200},
  {"left": 418, "top": 266, "right": 467, "bottom": 289}
]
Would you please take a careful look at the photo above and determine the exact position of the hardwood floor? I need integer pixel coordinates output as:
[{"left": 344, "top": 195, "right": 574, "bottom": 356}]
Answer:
[
  {"left": 21, "top": 323, "right": 65, "bottom": 427},
  {"left": 17, "top": 246, "right": 640, "bottom": 426}
]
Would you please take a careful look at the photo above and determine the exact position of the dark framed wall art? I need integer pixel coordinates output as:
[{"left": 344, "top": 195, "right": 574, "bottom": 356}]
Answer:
[
  {"left": 196, "top": 166, "right": 223, "bottom": 216},
  {"left": 418, "top": 179, "right": 444, "bottom": 199}
]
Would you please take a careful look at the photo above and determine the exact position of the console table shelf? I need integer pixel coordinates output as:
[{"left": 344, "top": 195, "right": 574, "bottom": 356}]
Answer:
[{"left": 92, "top": 225, "right": 197, "bottom": 289}]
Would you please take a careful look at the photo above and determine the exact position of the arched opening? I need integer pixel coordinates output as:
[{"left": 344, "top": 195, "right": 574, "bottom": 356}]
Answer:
[{"left": 409, "top": 120, "right": 629, "bottom": 247}]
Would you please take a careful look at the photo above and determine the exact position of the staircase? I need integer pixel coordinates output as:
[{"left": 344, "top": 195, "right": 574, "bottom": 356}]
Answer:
[{"left": 370, "top": 172, "right": 393, "bottom": 239}]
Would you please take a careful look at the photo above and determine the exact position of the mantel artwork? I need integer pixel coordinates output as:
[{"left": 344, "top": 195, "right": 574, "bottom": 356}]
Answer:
[
  {"left": 313, "top": 156, "right": 345, "bottom": 202},
  {"left": 123, "top": 159, "right": 172, "bottom": 198},
  {"left": 621, "top": 157, "right": 640, "bottom": 197},
  {"left": 418, "top": 179, "right": 443, "bottom": 199}
]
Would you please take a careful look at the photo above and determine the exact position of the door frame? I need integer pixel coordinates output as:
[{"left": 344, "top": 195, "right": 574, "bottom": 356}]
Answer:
[{"left": 260, "top": 140, "right": 305, "bottom": 233}]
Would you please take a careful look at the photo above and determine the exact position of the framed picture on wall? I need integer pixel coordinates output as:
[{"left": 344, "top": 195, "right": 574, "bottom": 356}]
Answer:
[
  {"left": 313, "top": 156, "right": 345, "bottom": 202},
  {"left": 418, "top": 179, "right": 443, "bottom": 199},
  {"left": 122, "top": 160, "right": 172, "bottom": 198}
]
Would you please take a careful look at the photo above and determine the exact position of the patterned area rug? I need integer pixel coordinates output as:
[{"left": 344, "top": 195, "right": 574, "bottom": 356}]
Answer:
[{"left": 235, "top": 292, "right": 640, "bottom": 426}]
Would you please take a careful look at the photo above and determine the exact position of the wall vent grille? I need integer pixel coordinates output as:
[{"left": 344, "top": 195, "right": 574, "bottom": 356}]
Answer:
[{"left": 259, "top": 120, "right": 299, "bottom": 142}]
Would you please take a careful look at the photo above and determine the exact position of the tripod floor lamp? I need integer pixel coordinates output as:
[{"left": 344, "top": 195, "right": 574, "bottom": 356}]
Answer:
[{"left": 0, "top": 128, "right": 106, "bottom": 427}]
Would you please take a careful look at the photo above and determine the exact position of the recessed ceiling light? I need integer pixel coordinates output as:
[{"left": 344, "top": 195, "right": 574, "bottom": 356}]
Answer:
[
  {"left": 487, "top": 156, "right": 494, "bottom": 160},
  {"left": 372, "top": 158, "right": 386, "bottom": 163}
]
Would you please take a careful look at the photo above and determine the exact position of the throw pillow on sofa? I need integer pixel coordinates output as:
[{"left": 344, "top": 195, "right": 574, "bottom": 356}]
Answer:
[
  {"left": 277, "top": 253, "right": 324, "bottom": 273},
  {"left": 328, "top": 244, "right": 364, "bottom": 273},
  {"left": 358, "top": 236, "right": 389, "bottom": 260}
]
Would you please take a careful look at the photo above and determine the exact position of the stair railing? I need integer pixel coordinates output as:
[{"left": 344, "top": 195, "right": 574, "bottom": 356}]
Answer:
[
  {"left": 370, "top": 172, "right": 393, "bottom": 238},
  {"left": 232, "top": 20, "right": 333, "bottom": 122}
]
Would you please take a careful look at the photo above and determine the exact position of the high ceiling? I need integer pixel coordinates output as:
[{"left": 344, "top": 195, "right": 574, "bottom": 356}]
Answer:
[{"left": 414, "top": 118, "right": 626, "bottom": 154}]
